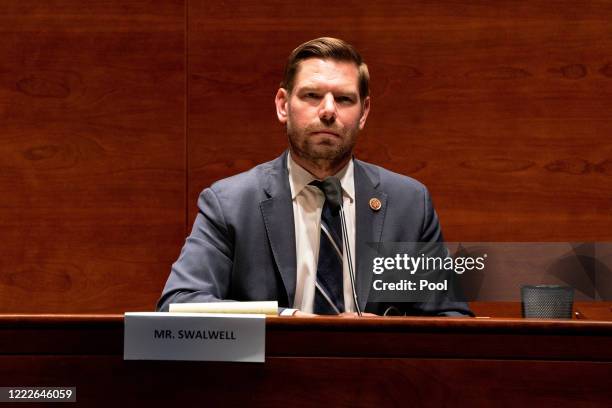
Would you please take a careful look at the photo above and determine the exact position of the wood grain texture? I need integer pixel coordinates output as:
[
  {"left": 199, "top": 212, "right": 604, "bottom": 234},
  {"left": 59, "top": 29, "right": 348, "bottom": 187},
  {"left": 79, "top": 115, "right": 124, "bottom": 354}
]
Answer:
[
  {"left": 1, "top": 356, "right": 610, "bottom": 407},
  {"left": 188, "top": 0, "right": 612, "bottom": 240},
  {"left": 1, "top": 1, "right": 611, "bottom": 313},
  {"left": 0, "top": 1, "right": 186, "bottom": 312},
  {"left": 0, "top": 316, "right": 611, "bottom": 407}
]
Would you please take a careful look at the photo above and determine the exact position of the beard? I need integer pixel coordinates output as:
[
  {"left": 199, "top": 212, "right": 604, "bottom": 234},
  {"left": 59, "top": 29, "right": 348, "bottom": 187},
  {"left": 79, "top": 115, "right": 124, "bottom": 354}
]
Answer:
[{"left": 287, "top": 121, "right": 358, "bottom": 165}]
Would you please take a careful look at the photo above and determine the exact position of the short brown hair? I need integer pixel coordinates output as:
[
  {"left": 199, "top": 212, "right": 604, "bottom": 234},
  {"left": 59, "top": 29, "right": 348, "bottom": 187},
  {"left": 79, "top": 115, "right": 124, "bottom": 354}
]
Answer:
[{"left": 280, "top": 37, "right": 370, "bottom": 100}]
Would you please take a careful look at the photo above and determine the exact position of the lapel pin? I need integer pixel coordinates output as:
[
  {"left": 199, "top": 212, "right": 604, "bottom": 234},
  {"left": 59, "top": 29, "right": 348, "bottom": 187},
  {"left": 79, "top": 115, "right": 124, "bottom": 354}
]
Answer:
[{"left": 369, "top": 198, "right": 382, "bottom": 211}]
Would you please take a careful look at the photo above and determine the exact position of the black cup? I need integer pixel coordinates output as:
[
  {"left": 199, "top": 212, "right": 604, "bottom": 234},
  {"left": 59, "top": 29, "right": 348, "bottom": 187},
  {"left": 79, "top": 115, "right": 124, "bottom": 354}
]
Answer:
[{"left": 521, "top": 285, "right": 574, "bottom": 319}]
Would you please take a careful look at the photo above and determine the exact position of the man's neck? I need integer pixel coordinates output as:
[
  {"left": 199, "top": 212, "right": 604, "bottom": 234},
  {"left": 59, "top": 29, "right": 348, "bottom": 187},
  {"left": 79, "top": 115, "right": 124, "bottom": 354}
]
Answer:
[{"left": 289, "top": 150, "right": 352, "bottom": 180}]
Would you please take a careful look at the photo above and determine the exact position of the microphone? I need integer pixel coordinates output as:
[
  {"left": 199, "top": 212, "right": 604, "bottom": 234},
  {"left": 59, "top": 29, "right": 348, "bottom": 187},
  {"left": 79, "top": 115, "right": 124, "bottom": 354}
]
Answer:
[{"left": 321, "top": 177, "right": 362, "bottom": 316}]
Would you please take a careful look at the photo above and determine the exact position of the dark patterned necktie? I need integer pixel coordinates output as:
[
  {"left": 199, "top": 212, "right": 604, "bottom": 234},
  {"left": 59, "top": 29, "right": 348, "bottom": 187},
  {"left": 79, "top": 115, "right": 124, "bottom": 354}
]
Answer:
[{"left": 310, "top": 179, "right": 345, "bottom": 315}]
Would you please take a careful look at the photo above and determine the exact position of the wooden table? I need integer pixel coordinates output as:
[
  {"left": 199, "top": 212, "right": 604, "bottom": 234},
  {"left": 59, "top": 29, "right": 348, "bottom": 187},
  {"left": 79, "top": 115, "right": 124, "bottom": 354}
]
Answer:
[{"left": 0, "top": 314, "right": 610, "bottom": 407}]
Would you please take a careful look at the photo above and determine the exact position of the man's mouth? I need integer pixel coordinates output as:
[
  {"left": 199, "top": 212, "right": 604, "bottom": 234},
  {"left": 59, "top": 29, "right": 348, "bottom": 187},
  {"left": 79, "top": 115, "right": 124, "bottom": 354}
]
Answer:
[{"left": 311, "top": 130, "right": 340, "bottom": 137}]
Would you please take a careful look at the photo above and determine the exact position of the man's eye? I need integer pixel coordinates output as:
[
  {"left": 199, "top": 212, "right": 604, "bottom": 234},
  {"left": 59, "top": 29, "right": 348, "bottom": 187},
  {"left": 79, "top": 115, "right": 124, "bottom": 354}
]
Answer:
[
  {"left": 305, "top": 93, "right": 319, "bottom": 99},
  {"left": 336, "top": 96, "right": 354, "bottom": 104}
]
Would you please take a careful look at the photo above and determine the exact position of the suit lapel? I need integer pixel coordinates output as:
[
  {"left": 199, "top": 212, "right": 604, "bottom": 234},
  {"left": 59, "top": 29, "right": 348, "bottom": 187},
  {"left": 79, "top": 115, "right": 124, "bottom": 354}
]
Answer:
[
  {"left": 354, "top": 160, "right": 387, "bottom": 311},
  {"left": 259, "top": 152, "right": 297, "bottom": 306}
]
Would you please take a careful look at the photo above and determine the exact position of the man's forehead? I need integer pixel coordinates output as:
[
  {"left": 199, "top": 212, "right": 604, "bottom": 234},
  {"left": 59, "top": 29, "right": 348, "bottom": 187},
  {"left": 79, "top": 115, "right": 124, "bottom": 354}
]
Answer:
[{"left": 293, "top": 58, "right": 360, "bottom": 91}]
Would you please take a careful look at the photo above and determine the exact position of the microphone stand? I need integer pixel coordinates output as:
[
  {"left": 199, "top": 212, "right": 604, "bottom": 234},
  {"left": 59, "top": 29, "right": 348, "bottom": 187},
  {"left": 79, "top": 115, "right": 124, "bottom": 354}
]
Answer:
[
  {"left": 339, "top": 205, "right": 362, "bottom": 316},
  {"left": 321, "top": 176, "right": 362, "bottom": 316}
]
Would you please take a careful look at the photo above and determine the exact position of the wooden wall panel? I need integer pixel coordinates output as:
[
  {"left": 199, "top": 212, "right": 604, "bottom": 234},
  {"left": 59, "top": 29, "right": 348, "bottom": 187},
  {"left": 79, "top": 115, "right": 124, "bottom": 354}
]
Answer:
[
  {"left": 1, "top": 1, "right": 611, "bottom": 313},
  {"left": 188, "top": 0, "right": 612, "bottom": 241},
  {"left": 0, "top": 1, "right": 186, "bottom": 312}
]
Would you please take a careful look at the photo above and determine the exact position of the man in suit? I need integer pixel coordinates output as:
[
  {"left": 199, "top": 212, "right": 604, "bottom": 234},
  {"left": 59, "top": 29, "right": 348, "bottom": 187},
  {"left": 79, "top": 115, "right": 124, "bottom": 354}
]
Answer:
[{"left": 157, "top": 37, "right": 472, "bottom": 317}]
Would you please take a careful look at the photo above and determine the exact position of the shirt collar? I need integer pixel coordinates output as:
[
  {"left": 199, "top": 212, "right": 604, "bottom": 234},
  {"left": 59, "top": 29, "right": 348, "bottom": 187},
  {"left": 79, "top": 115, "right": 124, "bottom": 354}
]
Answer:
[{"left": 287, "top": 151, "right": 355, "bottom": 202}]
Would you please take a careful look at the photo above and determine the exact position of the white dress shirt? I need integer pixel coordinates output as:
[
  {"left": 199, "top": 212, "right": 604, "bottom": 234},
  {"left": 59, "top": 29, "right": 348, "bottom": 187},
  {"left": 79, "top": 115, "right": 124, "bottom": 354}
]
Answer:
[{"left": 285, "top": 152, "right": 357, "bottom": 314}]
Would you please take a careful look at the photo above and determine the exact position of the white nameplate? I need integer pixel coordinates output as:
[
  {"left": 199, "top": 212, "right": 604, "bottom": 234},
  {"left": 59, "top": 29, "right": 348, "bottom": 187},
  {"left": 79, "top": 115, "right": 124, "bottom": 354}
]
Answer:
[{"left": 124, "top": 312, "right": 265, "bottom": 363}]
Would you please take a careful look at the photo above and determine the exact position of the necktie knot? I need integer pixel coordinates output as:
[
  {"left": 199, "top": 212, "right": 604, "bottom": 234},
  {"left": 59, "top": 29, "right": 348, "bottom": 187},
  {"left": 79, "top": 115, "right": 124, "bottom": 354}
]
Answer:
[{"left": 310, "top": 177, "right": 343, "bottom": 215}]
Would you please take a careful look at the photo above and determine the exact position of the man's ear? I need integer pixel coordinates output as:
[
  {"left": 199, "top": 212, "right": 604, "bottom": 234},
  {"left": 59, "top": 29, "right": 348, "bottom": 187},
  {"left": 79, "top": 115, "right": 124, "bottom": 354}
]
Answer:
[
  {"left": 275, "top": 88, "right": 289, "bottom": 124},
  {"left": 358, "top": 96, "right": 370, "bottom": 130}
]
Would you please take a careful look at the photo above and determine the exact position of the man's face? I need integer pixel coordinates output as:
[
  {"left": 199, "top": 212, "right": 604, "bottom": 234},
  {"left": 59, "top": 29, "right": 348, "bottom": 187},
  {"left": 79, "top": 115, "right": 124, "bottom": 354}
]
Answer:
[{"left": 275, "top": 58, "right": 370, "bottom": 165}]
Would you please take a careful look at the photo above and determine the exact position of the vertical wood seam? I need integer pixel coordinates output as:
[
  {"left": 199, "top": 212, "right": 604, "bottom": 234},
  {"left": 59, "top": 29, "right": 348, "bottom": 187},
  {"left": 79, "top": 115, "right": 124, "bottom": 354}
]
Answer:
[{"left": 184, "top": 0, "right": 189, "bottom": 237}]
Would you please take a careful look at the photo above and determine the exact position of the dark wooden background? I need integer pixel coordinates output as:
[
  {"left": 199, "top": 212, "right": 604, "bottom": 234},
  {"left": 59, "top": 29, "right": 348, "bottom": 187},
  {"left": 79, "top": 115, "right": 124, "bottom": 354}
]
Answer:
[{"left": 1, "top": 0, "right": 610, "bottom": 312}]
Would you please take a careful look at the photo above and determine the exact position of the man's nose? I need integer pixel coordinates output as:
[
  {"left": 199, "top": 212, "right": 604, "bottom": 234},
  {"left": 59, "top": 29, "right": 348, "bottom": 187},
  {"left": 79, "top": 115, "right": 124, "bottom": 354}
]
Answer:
[{"left": 319, "top": 93, "right": 337, "bottom": 123}]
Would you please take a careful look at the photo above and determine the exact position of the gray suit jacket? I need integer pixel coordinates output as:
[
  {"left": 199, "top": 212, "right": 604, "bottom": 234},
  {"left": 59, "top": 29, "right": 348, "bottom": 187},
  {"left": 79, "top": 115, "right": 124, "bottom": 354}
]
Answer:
[{"left": 157, "top": 152, "right": 472, "bottom": 316}]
